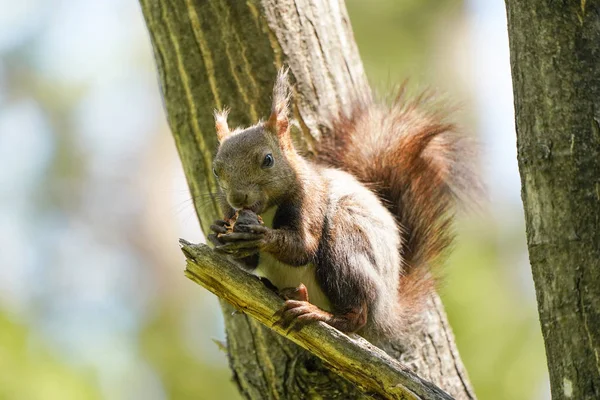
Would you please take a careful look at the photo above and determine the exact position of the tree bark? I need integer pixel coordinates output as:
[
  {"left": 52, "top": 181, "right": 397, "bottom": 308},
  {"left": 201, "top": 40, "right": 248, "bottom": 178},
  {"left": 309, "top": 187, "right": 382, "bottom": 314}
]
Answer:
[
  {"left": 139, "top": 1, "right": 475, "bottom": 398},
  {"left": 180, "top": 240, "right": 454, "bottom": 400},
  {"left": 504, "top": 2, "right": 600, "bottom": 399}
]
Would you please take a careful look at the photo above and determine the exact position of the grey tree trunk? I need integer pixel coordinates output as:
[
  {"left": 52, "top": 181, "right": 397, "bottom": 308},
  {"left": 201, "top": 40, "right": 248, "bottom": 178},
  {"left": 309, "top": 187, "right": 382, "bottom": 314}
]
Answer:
[
  {"left": 504, "top": 2, "right": 600, "bottom": 399},
  {"left": 139, "top": 1, "right": 475, "bottom": 398}
]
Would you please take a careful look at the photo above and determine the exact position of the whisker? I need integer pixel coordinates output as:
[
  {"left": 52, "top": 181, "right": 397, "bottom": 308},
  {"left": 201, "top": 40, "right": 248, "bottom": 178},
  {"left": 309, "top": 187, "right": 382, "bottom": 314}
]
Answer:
[{"left": 172, "top": 191, "right": 224, "bottom": 214}]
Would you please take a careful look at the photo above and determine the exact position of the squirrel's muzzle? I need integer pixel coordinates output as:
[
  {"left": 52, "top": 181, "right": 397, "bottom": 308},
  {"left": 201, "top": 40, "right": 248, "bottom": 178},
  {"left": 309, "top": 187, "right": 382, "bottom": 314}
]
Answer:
[{"left": 228, "top": 190, "right": 252, "bottom": 210}]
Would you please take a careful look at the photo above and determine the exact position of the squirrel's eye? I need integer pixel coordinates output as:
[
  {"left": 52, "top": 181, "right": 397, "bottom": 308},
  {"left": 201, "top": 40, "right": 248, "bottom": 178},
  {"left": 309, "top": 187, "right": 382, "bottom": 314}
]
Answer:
[
  {"left": 212, "top": 167, "right": 218, "bottom": 178},
  {"left": 262, "top": 154, "right": 274, "bottom": 168}
]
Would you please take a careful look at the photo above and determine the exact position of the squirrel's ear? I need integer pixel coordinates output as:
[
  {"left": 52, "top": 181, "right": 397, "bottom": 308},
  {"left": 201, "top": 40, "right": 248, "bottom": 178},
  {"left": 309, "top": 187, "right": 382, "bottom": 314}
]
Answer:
[
  {"left": 266, "top": 67, "right": 290, "bottom": 138},
  {"left": 214, "top": 108, "right": 230, "bottom": 142}
]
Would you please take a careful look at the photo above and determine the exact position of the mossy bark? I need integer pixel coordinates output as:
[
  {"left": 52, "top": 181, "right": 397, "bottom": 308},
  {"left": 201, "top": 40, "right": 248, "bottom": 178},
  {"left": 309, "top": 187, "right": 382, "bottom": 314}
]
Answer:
[
  {"left": 504, "top": 2, "right": 600, "bottom": 399},
  {"left": 139, "top": 0, "right": 475, "bottom": 398}
]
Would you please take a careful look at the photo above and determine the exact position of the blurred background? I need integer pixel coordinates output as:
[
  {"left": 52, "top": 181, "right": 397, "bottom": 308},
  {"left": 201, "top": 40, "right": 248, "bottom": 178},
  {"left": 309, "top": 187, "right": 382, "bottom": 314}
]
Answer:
[{"left": 0, "top": 0, "right": 548, "bottom": 399}]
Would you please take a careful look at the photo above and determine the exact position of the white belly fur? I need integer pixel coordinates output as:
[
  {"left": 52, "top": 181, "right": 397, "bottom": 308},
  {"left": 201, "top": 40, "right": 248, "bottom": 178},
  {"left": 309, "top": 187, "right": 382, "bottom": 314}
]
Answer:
[
  {"left": 254, "top": 256, "right": 331, "bottom": 311},
  {"left": 252, "top": 208, "right": 332, "bottom": 311}
]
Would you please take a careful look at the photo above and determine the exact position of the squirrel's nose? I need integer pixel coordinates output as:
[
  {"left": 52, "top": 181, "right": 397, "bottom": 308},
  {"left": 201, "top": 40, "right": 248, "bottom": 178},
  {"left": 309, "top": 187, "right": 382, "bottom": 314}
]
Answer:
[{"left": 228, "top": 191, "right": 249, "bottom": 209}]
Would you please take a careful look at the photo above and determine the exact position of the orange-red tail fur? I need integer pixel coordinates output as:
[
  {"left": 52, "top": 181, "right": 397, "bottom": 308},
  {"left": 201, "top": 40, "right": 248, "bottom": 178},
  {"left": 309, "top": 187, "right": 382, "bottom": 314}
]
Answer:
[{"left": 317, "top": 89, "right": 480, "bottom": 314}]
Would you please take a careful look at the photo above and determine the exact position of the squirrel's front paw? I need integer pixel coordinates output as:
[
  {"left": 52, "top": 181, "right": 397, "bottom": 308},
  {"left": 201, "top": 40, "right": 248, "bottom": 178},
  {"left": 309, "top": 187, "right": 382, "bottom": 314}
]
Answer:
[
  {"left": 215, "top": 226, "right": 267, "bottom": 258},
  {"left": 209, "top": 212, "right": 270, "bottom": 258}
]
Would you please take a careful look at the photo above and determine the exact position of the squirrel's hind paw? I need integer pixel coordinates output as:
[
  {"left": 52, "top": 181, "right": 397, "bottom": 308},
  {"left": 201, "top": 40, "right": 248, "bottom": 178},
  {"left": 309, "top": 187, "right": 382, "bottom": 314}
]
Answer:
[
  {"left": 272, "top": 299, "right": 368, "bottom": 334},
  {"left": 273, "top": 300, "right": 331, "bottom": 333}
]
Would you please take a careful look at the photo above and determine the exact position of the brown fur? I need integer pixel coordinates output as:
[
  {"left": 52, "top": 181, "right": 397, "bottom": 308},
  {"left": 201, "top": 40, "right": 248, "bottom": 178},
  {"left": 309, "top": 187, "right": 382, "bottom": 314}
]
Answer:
[{"left": 318, "top": 87, "right": 481, "bottom": 315}]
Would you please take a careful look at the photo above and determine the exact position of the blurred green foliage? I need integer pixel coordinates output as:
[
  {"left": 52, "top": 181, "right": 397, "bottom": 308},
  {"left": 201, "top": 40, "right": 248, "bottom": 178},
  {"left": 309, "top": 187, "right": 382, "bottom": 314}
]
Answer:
[
  {"left": 347, "top": 0, "right": 462, "bottom": 88},
  {"left": 0, "top": 313, "right": 101, "bottom": 400},
  {"left": 140, "top": 302, "right": 241, "bottom": 400},
  {"left": 443, "top": 223, "right": 547, "bottom": 400}
]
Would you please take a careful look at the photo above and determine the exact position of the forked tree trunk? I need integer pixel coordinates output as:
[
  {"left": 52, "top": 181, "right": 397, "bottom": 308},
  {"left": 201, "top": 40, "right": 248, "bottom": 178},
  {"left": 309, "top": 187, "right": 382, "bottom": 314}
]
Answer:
[
  {"left": 504, "top": 2, "right": 600, "bottom": 399},
  {"left": 139, "top": 1, "right": 475, "bottom": 398}
]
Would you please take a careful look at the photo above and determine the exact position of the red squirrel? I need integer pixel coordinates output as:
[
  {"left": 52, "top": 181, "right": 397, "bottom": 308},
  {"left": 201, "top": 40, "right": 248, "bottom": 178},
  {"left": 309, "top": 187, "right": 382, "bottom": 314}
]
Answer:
[{"left": 208, "top": 68, "right": 478, "bottom": 340}]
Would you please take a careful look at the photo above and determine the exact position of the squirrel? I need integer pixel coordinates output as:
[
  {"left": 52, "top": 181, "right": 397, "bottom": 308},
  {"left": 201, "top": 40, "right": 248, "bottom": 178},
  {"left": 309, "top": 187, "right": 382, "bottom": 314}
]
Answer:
[{"left": 208, "top": 68, "right": 479, "bottom": 341}]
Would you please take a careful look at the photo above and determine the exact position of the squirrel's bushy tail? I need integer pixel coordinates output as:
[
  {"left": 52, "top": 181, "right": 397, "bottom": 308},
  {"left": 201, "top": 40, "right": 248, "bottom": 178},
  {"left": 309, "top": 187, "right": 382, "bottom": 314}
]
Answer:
[{"left": 317, "top": 89, "right": 481, "bottom": 313}]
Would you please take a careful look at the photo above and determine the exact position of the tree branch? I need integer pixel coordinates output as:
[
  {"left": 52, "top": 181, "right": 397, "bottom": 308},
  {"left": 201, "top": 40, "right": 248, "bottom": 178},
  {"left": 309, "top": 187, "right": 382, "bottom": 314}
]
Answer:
[{"left": 179, "top": 239, "right": 453, "bottom": 400}]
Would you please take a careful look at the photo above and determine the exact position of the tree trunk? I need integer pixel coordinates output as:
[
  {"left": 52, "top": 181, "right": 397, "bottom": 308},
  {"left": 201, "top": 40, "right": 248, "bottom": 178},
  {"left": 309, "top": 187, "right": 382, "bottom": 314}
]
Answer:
[
  {"left": 504, "top": 2, "right": 600, "bottom": 399},
  {"left": 139, "top": 1, "right": 475, "bottom": 398}
]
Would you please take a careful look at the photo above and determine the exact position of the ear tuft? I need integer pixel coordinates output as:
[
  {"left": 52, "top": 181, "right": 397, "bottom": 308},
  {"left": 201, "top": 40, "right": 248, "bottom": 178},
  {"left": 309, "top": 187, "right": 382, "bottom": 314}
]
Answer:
[
  {"left": 267, "top": 67, "right": 291, "bottom": 137},
  {"left": 214, "top": 108, "right": 230, "bottom": 142}
]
